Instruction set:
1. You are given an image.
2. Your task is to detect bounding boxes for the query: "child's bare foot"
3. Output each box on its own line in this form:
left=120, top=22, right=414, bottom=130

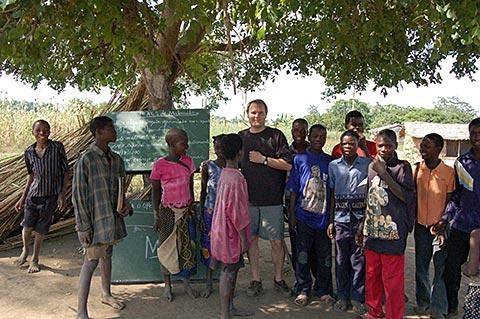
left=164, top=286, right=174, bottom=302
left=201, top=284, right=213, bottom=298
left=27, top=260, right=40, bottom=273
left=230, top=305, right=254, bottom=317
left=15, top=249, right=28, bottom=267
left=76, top=312, right=90, bottom=319
left=184, top=284, right=199, bottom=299
left=101, top=295, right=125, bottom=310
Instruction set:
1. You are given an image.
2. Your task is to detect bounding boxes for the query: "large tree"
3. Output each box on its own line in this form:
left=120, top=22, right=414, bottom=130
left=1, top=1, right=479, bottom=110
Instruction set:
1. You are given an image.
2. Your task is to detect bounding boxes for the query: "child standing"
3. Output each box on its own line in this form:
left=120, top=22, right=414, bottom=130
left=211, top=133, right=252, bottom=319
left=331, top=111, right=377, bottom=159
left=358, top=129, right=415, bottom=319
left=150, top=128, right=198, bottom=301
left=73, top=116, right=132, bottom=319
left=328, top=130, right=370, bottom=314
left=413, top=133, right=455, bottom=319
left=15, top=119, right=70, bottom=273
left=199, top=134, right=225, bottom=298
left=287, top=124, right=334, bottom=306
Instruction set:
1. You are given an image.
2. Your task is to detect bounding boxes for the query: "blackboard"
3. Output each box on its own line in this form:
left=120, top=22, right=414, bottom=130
left=107, top=109, right=210, bottom=172
left=112, top=200, right=212, bottom=284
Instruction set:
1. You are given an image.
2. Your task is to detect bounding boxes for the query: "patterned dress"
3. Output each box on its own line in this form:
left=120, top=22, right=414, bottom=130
left=200, top=160, right=223, bottom=268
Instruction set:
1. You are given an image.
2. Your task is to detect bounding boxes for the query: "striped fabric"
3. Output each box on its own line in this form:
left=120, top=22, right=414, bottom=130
left=24, top=140, right=69, bottom=198
left=72, top=144, right=127, bottom=245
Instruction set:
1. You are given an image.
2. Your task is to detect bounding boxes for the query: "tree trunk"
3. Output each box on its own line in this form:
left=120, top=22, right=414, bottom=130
left=142, top=68, right=175, bottom=110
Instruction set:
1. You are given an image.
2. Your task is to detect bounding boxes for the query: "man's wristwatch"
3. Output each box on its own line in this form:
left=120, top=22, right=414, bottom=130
left=263, top=156, right=268, bottom=165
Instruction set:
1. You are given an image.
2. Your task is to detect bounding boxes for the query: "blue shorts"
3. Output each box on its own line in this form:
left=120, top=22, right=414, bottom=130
left=21, top=195, right=57, bottom=235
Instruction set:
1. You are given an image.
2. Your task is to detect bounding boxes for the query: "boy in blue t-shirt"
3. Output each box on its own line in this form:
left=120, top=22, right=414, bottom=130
left=287, top=124, right=334, bottom=306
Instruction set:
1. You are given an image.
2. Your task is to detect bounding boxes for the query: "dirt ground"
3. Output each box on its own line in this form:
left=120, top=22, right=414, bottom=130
left=0, top=233, right=469, bottom=319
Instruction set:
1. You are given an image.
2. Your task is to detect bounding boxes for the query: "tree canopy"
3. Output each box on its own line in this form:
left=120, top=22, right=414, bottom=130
left=1, top=1, right=479, bottom=109
left=306, top=96, right=478, bottom=131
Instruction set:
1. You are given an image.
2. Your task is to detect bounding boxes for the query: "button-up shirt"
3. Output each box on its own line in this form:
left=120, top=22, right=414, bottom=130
left=328, top=156, right=371, bottom=223
left=24, top=140, right=69, bottom=198
left=416, top=160, right=455, bottom=227
left=72, top=144, right=127, bottom=245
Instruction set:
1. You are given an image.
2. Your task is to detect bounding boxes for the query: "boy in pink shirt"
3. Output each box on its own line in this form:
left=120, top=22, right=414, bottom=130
left=211, top=133, right=252, bottom=319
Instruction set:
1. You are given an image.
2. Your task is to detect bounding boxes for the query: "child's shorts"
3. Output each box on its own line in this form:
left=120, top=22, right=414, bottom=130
left=84, top=244, right=113, bottom=261
left=21, top=195, right=58, bottom=235
left=249, top=205, right=284, bottom=240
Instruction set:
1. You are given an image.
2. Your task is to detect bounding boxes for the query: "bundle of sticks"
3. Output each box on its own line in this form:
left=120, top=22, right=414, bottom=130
left=0, top=81, right=149, bottom=251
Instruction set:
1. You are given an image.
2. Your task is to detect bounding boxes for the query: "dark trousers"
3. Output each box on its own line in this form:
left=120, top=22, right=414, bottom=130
left=335, top=221, right=365, bottom=302
left=444, top=227, right=470, bottom=313
left=414, top=223, right=447, bottom=315
left=295, top=221, right=332, bottom=296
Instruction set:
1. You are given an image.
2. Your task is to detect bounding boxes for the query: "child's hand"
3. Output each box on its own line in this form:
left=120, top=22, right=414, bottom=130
left=430, top=220, right=446, bottom=235
left=153, top=212, right=161, bottom=233
left=77, top=231, right=92, bottom=246
left=355, top=232, right=364, bottom=247
left=436, top=235, right=446, bottom=248
left=240, top=237, right=249, bottom=254
left=15, top=198, right=25, bottom=212
left=327, top=223, right=335, bottom=239
left=372, top=155, right=387, bottom=175
left=119, top=201, right=133, bottom=217
left=57, top=194, right=65, bottom=212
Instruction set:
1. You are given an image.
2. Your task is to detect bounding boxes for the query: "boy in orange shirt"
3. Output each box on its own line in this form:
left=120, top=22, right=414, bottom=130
left=414, top=133, right=455, bottom=319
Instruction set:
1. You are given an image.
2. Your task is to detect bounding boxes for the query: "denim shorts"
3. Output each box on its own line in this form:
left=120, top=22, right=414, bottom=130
left=249, top=205, right=285, bottom=241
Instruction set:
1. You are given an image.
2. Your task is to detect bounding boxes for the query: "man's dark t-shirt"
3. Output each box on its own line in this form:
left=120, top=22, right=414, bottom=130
left=239, top=127, right=292, bottom=206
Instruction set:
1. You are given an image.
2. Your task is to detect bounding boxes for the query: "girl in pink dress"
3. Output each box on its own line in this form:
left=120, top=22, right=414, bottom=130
left=150, top=128, right=198, bottom=301
left=211, top=133, right=252, bottom=319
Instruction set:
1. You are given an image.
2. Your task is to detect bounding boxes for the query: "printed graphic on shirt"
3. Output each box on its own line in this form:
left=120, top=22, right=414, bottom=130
left=455, top=160, right=474, bottom=192
left=363, top=176, right=399, bottom=240
left=301, top=165, right=327, bottom=213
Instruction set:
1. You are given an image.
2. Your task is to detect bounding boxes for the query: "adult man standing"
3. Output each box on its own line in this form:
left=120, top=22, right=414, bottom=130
left=239, top=99, right=293, bottom=297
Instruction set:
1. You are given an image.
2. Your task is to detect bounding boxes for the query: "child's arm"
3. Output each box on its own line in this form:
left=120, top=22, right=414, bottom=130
left=198, top=162, right=208, bottom=229
left=57, top=170, right=71, bottom=212
left=327, top=189, right=335, bottom=239
left=372, top=156, right=407, bottom=203
left=151, top=179, right=163, bottom=232
left=239, top=227, right=249, bottom=254
left=15, top=174, right=34, bottom=212
left=288, top=191, right=297, bottom=229
left=72, top=158, right=92, bottom=246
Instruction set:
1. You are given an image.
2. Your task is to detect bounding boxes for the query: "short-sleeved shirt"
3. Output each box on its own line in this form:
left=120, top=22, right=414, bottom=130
left=416, top=160, right=455, bottom=226
left=363, top=156, right=415, bottom=255
left=445, top=149, right=480, bottom=233
left=72, top=145, right=127, bottom=245
left=211, top=168, right=252, bottom=264
left=150, top=155, right=196, bottom=208
left=24, top=140, right=69, bottom=198
left=331, top=140, right=377, bottom=159
left=239, top=127, right=292, bottom=206
left=288, top=151, right=332, bottom=230
left=328, top=156, right=371, bottom=223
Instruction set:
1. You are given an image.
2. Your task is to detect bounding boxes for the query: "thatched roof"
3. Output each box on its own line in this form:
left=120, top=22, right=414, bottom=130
left=404, top=122, right=469, bottom=140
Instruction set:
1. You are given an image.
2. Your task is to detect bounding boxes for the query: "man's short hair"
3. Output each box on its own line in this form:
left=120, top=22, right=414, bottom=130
left=292, top=118, right=308, bottom=128
left=424, top=133, right=444, bottom=149
left=469, top=117, right=480, bottom=131
left=32, top=119, right=50, bottom=130
left=377, top=129, right=397, bottom=145
left=309, top=124, right=327, bottom=135
left=340, top=130, right=360, bottom=142
left=221, top=133, right=243, bottom=160
left=89, top=116, right=113, bottom=136
left=246, top=99, right=268, bottom=114
left=345, top=110, right=364, bottom=126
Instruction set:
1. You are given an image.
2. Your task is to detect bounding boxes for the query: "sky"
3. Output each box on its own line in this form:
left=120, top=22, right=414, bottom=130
left=1, top=59, right=479, bottom=120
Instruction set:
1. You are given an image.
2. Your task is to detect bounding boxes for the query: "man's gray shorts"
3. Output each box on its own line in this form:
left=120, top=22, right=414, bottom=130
left=249, top=205, right=284, bottom=241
